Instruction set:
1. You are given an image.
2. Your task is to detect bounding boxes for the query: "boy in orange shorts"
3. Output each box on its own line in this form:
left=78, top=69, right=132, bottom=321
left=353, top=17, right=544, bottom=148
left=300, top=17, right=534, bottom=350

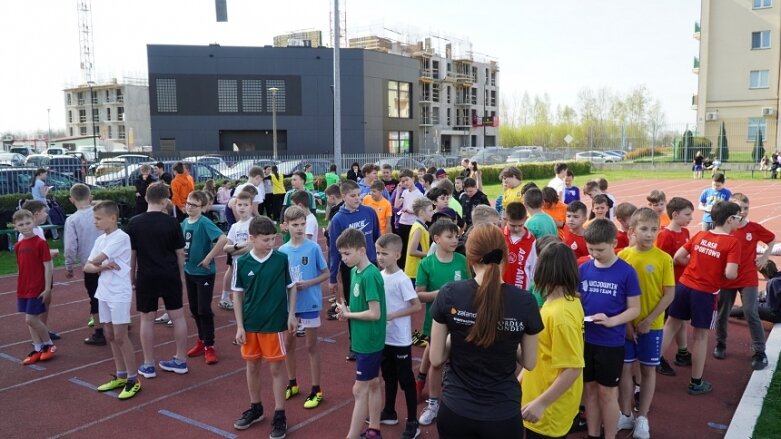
left=232, top=216, right=297, bottom=438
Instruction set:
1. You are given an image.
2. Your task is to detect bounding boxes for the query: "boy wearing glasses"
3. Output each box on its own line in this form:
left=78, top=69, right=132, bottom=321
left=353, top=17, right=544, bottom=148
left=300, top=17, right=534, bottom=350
left=661, top=201, right=742, bottom=395
left=713, top=194, right=776, bottom=370
left=181, top=190, right=228, bottom=366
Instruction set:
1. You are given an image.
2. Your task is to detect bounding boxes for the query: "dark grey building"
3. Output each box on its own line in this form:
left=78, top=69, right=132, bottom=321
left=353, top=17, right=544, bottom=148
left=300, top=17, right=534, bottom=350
left=147, top=44, right=419, bottom=154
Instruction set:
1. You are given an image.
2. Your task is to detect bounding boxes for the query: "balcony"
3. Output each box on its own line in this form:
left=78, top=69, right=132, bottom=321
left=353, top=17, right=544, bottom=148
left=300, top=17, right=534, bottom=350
left=419, top=94, right=432, bottom=104
left=419, top=116, right=433, bottom=127
left=456, top=73, right=473, bottom=85
left=692, top=56, right=700, bottom=74
left=454, top=116, right=472, bottom=127
left=694, top=21, right=700, bottom=40
left=419, top=68, right=433, bottom=83
left=455, top=97, right=471, bottom=106
left=691, top=94, right=698, bottom=110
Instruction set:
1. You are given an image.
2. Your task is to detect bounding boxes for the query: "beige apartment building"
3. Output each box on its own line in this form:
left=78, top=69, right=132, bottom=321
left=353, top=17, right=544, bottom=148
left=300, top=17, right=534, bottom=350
left=695, top=0, right=781, bottom=153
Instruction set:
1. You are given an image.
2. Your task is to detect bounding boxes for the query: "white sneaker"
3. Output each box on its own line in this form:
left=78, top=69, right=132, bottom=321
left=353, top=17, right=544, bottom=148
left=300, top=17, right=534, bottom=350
left=418, top=399, right=439, bottom=426
left=154, top=313, right=170, bottom=324
left=633, top=416, right=650, bottom=439
left=618, top=412, right=635, bottom=431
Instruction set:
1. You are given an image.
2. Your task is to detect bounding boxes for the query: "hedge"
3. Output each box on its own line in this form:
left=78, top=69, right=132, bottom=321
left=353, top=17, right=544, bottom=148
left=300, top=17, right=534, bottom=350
left=443, top=161, right=592, bottom=185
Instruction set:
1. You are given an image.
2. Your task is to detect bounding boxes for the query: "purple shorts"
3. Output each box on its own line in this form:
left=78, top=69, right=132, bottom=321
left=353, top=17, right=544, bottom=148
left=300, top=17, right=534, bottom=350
left=668, top=283, right=717, bottom=329
left=624, top=329, right=663, bottom=366
left=17, top=298, right=46, bottom=315
left=355, top=350, right=383, bottom=381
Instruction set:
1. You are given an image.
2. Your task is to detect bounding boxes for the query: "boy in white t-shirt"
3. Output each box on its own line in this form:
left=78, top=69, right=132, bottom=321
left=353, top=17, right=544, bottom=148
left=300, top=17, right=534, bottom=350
left=376, top=233, right=422, bottom=439
left=291, top=190, right=319, bottom=241
left=220, top=191, right=253, bottom=310
left=84, top=201, right=139, bottom=400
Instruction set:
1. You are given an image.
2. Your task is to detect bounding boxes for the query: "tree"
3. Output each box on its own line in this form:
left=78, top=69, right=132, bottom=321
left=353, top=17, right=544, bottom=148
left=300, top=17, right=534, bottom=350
left=753, top=128, right=766, bottom=163
left=717, top=121, right=730, bottom=162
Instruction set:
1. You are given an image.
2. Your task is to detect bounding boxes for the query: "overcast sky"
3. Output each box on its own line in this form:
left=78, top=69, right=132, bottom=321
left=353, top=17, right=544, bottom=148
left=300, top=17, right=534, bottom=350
left=0, top=0, right=700, bottom=133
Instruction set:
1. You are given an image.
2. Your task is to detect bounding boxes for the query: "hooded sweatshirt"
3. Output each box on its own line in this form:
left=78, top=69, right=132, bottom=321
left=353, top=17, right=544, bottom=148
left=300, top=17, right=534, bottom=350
left=328, top=204, right=381, bottom=283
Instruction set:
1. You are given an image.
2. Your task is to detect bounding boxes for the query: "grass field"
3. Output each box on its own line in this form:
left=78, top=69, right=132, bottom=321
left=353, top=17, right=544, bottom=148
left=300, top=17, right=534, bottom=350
left=752, top=349, right=781, bottom=438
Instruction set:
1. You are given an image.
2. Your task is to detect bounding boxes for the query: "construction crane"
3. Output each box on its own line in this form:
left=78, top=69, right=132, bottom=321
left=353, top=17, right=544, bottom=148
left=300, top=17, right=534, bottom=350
left=76, top=0, right=95, bottom=83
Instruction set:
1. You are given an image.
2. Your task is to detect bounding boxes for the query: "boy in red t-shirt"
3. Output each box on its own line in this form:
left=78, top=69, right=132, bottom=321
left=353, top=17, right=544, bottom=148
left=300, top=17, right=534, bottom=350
left=655, top=197, right=695, bottom=375
left=502, top=202, right=537, bottom=290
left=14, top=209, right=56, bottom=365
left=614, top=202, right=637, bottom=253
left=661, top=201, right=742, bottom=395
left=714, top=193, right=776, bottom=370
left=563, top=201, right=589, bottom=260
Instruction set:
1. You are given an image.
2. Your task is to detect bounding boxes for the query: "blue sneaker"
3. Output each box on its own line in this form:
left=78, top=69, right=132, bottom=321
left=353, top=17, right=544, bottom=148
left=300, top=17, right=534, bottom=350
left=138, top=364, right=157, bottom=379
left=159, top=358, right=188, bottom=374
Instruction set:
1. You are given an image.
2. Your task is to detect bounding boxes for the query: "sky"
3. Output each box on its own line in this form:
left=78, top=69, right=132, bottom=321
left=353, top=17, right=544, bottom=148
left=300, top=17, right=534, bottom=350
left=0, top=0, right=701, bottom=134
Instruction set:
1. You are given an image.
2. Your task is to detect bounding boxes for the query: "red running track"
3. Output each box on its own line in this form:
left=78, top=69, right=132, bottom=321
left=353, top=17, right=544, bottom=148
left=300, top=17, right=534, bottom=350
left=0, top=178, right=779, bottom=438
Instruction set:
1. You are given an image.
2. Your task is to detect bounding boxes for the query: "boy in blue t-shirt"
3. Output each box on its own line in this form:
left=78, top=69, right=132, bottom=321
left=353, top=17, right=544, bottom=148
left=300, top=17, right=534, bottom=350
left=578, top=219, right=641, bottom=439
left=279, top=206, right=329, bottom=410
left=697, top=172, right=731, bottom=231
left=181, top=190, right=228, bottom=366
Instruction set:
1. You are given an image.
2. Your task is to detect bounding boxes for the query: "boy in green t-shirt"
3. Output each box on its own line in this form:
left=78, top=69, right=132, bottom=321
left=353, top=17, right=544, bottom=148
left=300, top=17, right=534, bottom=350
left=334, top=228, right=386, bottom=439
left=415, top=219, right=471, bottom=427
left=325, top=164, right=340, bottom=187
left=231, top=216, right=297, bottom=439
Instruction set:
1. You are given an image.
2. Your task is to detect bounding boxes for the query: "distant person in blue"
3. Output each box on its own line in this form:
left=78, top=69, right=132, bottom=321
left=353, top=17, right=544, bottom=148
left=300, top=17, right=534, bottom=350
left=563, top=169, right=580, bottom=204
left=697, top=172, right=731, bottom=231
left=578, top=219, right=641, bottom=439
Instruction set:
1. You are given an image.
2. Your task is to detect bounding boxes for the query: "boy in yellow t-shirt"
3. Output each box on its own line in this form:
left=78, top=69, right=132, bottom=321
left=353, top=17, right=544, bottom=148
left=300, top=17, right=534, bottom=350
left=363, top=180, right=393, bottom=235
left=616, top=208, right=675, bottom=439
left=500, top=166, right=524, bottom=207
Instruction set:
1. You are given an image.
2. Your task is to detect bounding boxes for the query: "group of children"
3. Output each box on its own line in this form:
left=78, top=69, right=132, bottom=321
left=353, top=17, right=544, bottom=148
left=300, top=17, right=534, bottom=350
left=12, top=160, right=776, bottom=439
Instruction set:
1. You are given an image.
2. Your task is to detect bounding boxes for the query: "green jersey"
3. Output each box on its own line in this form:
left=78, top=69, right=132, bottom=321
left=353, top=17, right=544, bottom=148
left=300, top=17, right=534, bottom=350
left=305, top=172, right=315, bottom=191
left=417, top=251, right=471, bottom=336
left=325, top=172, right=340, bottom=187
left=182, top=215, right=225, bottom=275
left=232, top=250, right=293, bottom=333
left=349, top=263, right=386, bottom=354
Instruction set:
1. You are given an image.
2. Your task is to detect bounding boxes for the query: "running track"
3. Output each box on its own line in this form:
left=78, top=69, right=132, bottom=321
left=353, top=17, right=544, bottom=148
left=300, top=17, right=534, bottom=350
left=0, top=178, right=778, bottom=439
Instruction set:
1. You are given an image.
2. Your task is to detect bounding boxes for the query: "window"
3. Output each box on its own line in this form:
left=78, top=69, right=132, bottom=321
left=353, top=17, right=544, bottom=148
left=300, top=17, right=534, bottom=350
left=754, top=0, right=772, bottom=8
left=748, top=118, right=767, bottom=141
left=106, top=108, right=111, bottom=121
left=752, top=31, right=771, bottom=49
left=79, top=109, right=86, bottom=123
left=77, top=92, right=84, bottom=105
left=432, top=107, right=440, bottom=124
left=68, top=111, right=72, bottom=123
left=118, top=125, right=126, bottom=139
left=432, top=61, right=440, bottom=79
left=750, top=70, right=769, bottom=88
left=491, top=72, right=496, bottom=86
left=490, top=90, right=497, bottom=107
left=69, top=127, right=73, bottom=136
left=156, top=78, right=178, bottom=112
left=432, top=83, right=440, bottom=102
left=93, top=125, right=99, bottom=135
left=105, top=89, right=111, bottom=101
left=471, top=88, right=477, bottom=104
left=266, top=79, right=287, bottom=112
left=79, top=126, right=87, bottom=136
left=116, top=89, right=124, bottom=103
left=108, top=126, right=112, bottom=139
left=92, top=108, right=99, bottom=123
left=446, top=86, right=451, bottom=104
left=91, top=90, right=98, bottom=105
left=446, top=108, right=451, bottom=126
left=387, top=81, right=410, bottom=118
left=387, top=131, right=411, bottom=154
left=218, top=79, right=238, bottom=112
left=242, top=80, right=263, bottom=112
left=118, top=107, right=125, bottom=121
left=66, top=94, right=72, bottom=105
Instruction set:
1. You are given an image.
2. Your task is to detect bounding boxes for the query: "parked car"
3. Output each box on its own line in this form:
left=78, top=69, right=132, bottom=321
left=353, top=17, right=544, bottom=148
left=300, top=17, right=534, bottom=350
left=375, top=157, right=425, bottom=171
left=9, top=146, right=34, bottom=157
left=505, top=149, right=546, bottom=164
left=43, top=147, right=66, bottom=156
left=96, top=160, right=229, bottom=187
left=93, top=154, right=154, bottom=177
left=25, top=154, right=50, bottom=168
left=0, top=152, right=27, bottom=167
left=47, top=155, right=84, bottom=181
left=470, top=148, right=514, bottom=165
left=225, top=159, right=279, bottom=180
left=276, top=159, right=332, bottom=177
left=604, top=150, right=627, bottom=159
left=574, top=151, right=617, bottom=163
left=183, top=155, right=232, bottom=173
left=0, top=168, right=92, bottom=195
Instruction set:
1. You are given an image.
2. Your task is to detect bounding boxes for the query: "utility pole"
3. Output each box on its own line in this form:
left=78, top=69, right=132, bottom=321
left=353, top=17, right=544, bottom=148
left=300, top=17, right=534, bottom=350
left=332, top=0, right=342, bottom=171
left=47, top=108, right=51, bottom=147
left=269, top=87, right=279, bottom=160
left=87, top=81, right=97, bottom=160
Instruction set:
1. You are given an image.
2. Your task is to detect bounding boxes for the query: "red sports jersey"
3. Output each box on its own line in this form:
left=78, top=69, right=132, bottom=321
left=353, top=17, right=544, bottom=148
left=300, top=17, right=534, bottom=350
left=502, top=226, right=537, bottom=290
left=726, top=222, right=775, bottom=288
left=563, top=228, right=589, bottom=260
left=679, top=231, right=741, bottom=293
left=656, top=227, right=690, bottom=281
left=15, top=236, right=51, bottom=299
left=616, top=229, right=629, bottom=253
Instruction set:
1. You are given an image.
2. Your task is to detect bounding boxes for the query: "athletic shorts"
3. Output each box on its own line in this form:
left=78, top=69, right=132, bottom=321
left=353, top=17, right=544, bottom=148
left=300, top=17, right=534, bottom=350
left=84, top=272, right=99, bottom=315
left=98, top=299, right=132, bottom=325
left=583, top=341, right=624, bottom=387
left=624, top=329, right=663, bottom=366
left=355, top=350, right=383, bottom=381
left=296, top=311, right=321, bottom=329
left=694, top=165, right=703, bottom=171
left=668, top=283, right=717, bottom=329
left=135, top=276, right=184, bottom=313
left=241, top=332, right=286, bottom=362
left=17, top=298, right=46, bottom=315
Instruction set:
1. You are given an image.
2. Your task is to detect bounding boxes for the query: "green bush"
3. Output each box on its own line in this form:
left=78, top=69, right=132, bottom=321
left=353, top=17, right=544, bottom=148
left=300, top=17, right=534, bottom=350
left=1, top=187, right=138, bottom=214
left=445, top=161, right=591, bottom=185
left=625, top=147, right=672, bottom=160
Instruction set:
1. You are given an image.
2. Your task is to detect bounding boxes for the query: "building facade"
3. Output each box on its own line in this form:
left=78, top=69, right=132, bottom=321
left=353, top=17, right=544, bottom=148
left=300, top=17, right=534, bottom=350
left=147, top=44, right=420, bottom=155
left=695, top=0, right=781, bottom=151
left=63, top=79, right=151, bottom=150
left=273, top=30, right=323, bottom=48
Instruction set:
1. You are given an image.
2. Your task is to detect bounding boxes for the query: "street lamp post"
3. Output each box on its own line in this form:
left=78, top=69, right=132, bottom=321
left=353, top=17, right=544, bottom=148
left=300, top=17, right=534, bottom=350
left=46, top=108, right=51, bottom=148
left=87, top=81, right=97, bottom=161
left=268, top=87, right=279, bottom=160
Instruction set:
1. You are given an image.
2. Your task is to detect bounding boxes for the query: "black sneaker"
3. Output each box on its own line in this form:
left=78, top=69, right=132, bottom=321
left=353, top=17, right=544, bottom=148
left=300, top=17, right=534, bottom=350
left=346, top=350, right=356, bottom=361
left=401, top=420, right=420, bottom=439
left=674, top=350, right=692, bottom=366
left=84, top=333, right=107, bottom=346
left=270, top=413, right=287, bottom=439
left=48, top=331, right=61, bottom=340
left=234, top=406, right=264, bottom=430
left=656, top=356, right=676, bottom=376
left=712, top=344, right=726, bottom=360
left=752, top=352, right=769, bottom=370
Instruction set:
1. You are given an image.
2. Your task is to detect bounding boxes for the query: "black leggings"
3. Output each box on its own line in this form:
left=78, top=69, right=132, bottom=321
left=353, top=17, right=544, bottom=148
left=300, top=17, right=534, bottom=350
left=185, top=273, right=216, bottom=346
left=437, top=401, right=525, bottom=439
left=271, top=194, right=285, bottom=221
left=397, top=223, right=412, bottom=270
left=381, top=344, right=417, bottom=421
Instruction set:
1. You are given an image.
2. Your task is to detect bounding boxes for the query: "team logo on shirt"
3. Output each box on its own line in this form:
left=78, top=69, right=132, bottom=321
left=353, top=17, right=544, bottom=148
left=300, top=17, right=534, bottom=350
left=301, top=256, right=309, bottom=266
left=571, top=241, right=578, bottom=250
left=353, top=283, right=360, bottom=297
left=581, top=280, right=589, bottom=293
left=746, top=233, right=753, bottom=242
left=508, top=252, right=517, bottom=264
left=248, top=270, right=255, bottom=277
left=454, top=271, right=462, bottom=280
left=645, top=264, right=655, bottom=273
